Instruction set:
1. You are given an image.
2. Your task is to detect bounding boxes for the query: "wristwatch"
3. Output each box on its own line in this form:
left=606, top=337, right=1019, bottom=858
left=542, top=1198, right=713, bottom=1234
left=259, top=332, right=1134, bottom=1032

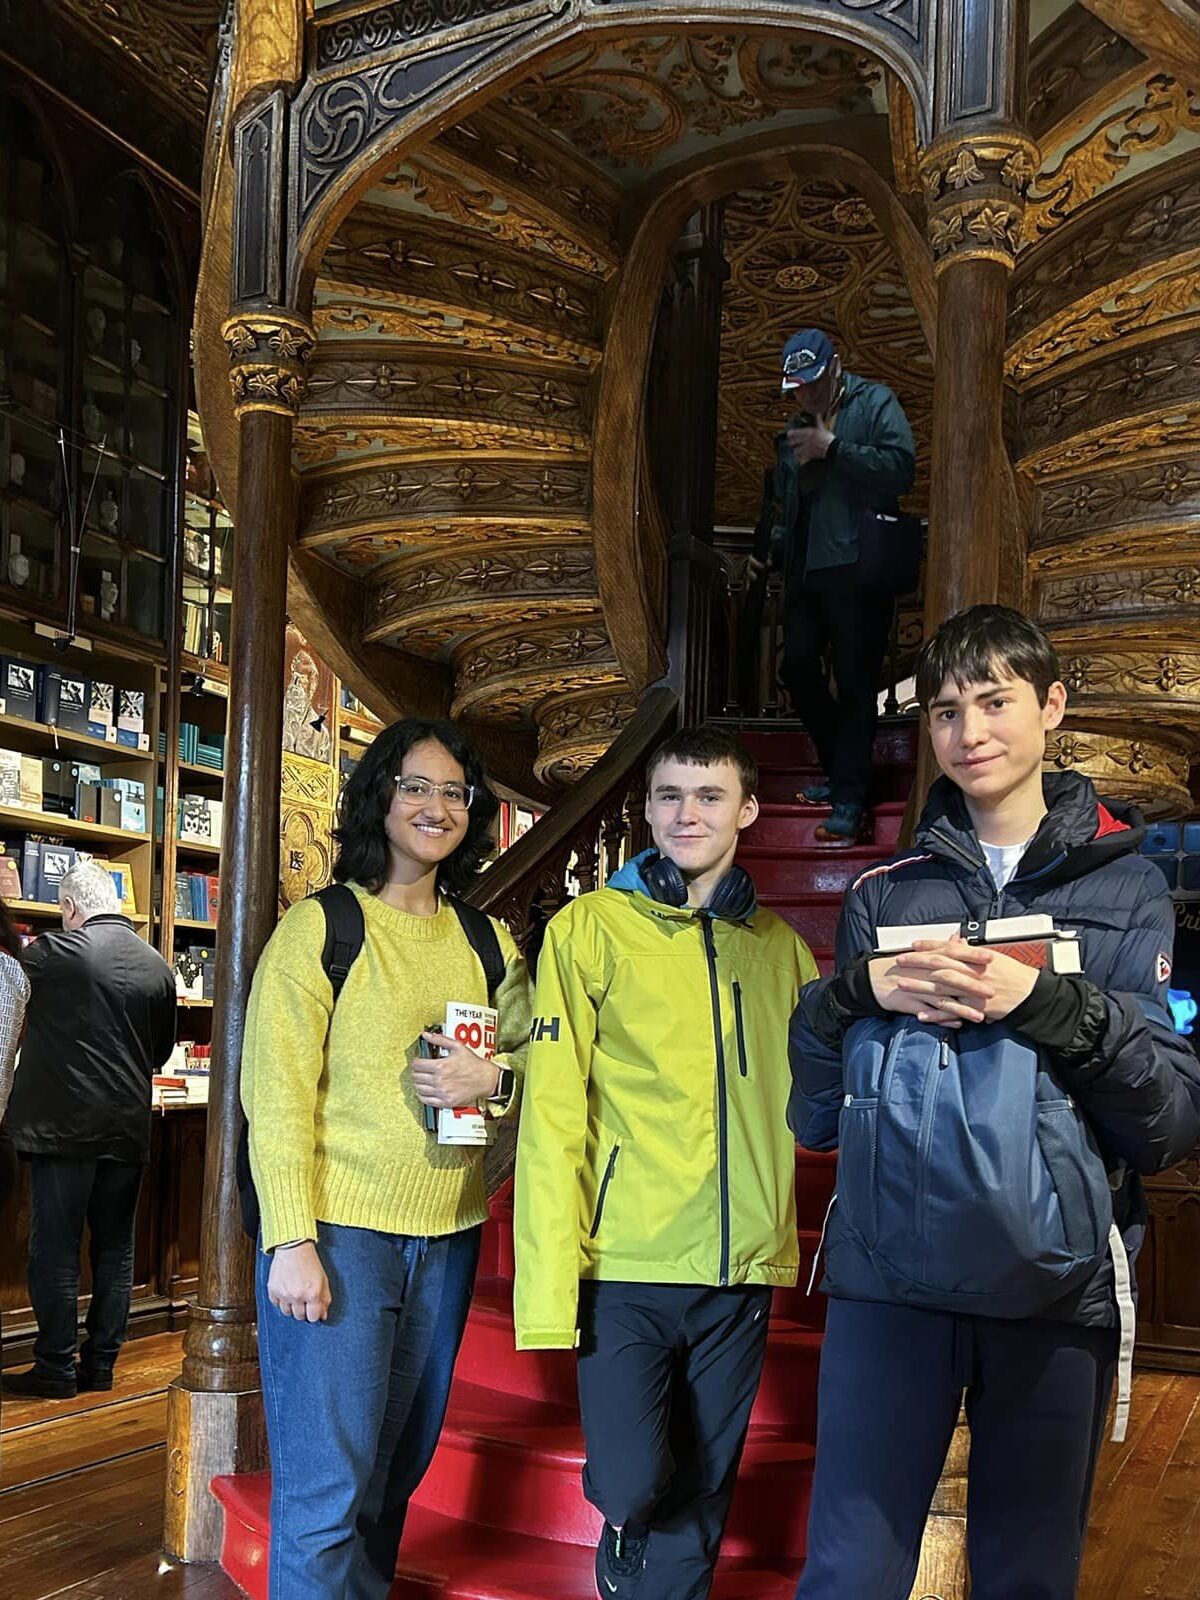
left=487, top=1065, right=516, bottom=1114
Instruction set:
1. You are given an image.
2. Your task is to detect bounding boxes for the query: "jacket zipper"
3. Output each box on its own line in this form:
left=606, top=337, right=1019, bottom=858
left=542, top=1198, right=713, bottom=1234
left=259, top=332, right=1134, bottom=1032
left=589, top=1144, right=620, bottom=1238
left=700, top=913, right=731, bottom=1286
left=732, top=980, right=749, bottom=1077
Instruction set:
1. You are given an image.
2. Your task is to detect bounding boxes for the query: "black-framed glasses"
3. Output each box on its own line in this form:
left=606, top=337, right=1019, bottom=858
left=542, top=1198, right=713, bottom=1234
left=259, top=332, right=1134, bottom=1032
left=393, top=776, right=475, bottom=811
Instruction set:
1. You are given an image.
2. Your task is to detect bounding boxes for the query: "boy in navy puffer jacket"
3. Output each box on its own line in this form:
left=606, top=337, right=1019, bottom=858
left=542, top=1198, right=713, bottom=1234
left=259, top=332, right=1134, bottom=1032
left=789, top=605, right=1200, bottom=1600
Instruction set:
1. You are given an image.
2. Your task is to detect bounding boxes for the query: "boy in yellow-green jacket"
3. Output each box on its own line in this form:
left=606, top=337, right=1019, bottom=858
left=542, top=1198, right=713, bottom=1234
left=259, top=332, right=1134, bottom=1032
left=514, top=726, right=818, bottom=1600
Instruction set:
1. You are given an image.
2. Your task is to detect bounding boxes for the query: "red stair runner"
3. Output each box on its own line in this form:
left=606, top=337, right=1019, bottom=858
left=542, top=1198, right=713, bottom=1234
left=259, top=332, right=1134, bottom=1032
left=212, top=723, right=916, bottom=1597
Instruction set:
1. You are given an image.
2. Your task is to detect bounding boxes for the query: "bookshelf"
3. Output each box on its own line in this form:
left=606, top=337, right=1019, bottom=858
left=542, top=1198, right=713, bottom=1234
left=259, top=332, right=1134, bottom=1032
left=0, top=616, right=158, bottom=933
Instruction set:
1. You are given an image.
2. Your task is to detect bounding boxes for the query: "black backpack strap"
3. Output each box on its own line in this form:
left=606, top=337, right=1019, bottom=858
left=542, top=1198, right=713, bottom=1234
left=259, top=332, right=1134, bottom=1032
left=448, top=896, right=506, bottom=1003
left=312, top=882, right=366, bottom=1001
left=237, top=883, right=365, bottom=1243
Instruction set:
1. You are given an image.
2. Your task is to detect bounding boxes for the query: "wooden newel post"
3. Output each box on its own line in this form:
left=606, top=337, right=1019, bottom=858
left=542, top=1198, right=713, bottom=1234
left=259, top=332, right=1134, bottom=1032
left=164, top=311, right=314, bottom=1563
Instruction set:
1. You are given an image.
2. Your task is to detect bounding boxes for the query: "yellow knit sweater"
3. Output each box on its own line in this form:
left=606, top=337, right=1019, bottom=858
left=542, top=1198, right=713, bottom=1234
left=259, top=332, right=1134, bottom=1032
left=241, top=883, right=532, bottom=1251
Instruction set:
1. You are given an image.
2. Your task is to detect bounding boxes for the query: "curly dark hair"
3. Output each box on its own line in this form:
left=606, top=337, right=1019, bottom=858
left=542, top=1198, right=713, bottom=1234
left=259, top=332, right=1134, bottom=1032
left=0, top=897, right=22, bottom=962
left=332, top=718, right=499, bottom=897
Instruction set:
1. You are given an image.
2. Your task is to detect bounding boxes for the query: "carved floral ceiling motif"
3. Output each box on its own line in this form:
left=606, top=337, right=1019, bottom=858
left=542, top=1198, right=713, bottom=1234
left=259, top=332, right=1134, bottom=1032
left=715, top=176, right=931, bottom=527
left=501, top=34, right=886, bottom=181
left=46, top=0, right=219, bottom=119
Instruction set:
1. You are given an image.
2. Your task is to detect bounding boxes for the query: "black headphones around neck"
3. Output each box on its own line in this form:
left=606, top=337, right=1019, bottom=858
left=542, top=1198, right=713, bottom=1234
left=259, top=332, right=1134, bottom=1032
left=640, top=852, right=756, bottom=921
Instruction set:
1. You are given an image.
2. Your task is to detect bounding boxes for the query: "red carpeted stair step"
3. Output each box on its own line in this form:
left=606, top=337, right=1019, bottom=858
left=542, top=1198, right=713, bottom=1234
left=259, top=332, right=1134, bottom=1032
left=745, top=800, right=905, bottom=853
left=456, top=1280, right=823, bottom=1417
left=212, top=1478, right=807, bottom=1600
left=741, top=844, right=881, bottom=898
left=411, top=1381, right=815, bottom=1555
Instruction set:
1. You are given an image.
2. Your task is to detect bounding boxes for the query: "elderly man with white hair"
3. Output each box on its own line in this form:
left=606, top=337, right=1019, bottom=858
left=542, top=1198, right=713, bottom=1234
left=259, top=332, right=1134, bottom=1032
left=2, top=858, right=175, bottom=1399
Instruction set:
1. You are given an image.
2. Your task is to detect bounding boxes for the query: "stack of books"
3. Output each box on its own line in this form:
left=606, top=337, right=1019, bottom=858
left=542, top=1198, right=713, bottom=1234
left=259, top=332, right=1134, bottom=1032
left=173, top=869, right=219, bottom=924
left=178, top=792, right=223, bottom=844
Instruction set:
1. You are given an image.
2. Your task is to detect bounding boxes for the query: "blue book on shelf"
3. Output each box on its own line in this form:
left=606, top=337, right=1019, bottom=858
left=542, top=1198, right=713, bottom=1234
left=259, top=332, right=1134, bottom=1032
left=189, top=873, right=208, bottom=922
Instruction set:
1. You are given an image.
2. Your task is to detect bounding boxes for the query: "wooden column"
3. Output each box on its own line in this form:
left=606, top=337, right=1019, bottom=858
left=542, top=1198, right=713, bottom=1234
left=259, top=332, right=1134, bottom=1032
left=164, top=311, right=314, bottom=1563
left=650, top=205, right=729, bottom=724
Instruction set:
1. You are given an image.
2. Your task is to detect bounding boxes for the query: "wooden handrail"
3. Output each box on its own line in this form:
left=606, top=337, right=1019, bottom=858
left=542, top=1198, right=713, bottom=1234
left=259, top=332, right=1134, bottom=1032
left=469, top=683, right=678, bottom=1191
left=469, top=684, right=678, bottom=929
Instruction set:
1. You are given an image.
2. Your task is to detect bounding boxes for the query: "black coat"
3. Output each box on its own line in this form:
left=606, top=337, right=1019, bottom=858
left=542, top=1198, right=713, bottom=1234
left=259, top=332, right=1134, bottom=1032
left=789, top=771, right=1200, bottom=1328
left=7, top=914, right=176, bottom=1163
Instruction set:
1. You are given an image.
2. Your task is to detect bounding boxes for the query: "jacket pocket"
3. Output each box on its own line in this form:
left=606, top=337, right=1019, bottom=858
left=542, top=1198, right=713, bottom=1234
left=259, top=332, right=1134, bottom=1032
left=1035, top=1098, right=1110, bottom=1261
left=836, top=1095, right=879, bottom=1250
left=732, top=981, right=749, bottom=1077
left=589, top=1143, right=621, bottom=1238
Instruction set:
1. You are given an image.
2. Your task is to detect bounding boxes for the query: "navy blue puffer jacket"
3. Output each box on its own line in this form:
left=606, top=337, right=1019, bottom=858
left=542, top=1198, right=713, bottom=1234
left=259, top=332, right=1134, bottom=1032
left=789, top=771, right=1200, bottom=1328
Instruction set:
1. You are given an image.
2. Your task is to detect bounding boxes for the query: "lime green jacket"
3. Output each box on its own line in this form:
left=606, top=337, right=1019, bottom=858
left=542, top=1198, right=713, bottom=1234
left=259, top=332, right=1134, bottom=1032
left=513, top=866, right=819, bottom=1350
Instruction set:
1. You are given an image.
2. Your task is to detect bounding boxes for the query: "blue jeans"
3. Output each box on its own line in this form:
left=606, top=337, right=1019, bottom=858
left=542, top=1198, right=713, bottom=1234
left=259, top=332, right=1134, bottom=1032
left=256, top=1221, right=480, bottom=1600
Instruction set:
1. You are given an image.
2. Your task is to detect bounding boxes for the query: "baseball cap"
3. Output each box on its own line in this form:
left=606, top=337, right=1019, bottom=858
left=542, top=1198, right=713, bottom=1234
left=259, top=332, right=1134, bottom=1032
left=781, top=329, right=836, bottom=391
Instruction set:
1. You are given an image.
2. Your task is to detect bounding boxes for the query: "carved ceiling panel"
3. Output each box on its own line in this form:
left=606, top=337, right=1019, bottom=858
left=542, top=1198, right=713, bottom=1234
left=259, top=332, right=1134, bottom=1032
left=715, top=175, right=931, bottom=528
left=46, top=0, right=218, bottom=119
left=301, top=458, right=592, bottom=547
left=1027, top=7, right=1145, bottom=144
left=322, top=210, right=606, bottom=349
left=1024, top=74, right=1200, bottom=244
left=500, top=34, right=886, bottom=182
left=303, top=346, right=593, bottom=452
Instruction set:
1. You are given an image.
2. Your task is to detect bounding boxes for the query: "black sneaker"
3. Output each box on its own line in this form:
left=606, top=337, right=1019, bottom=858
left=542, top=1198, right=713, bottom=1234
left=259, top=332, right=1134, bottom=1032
left=77, top=1367, right=114, bottom=1392
left=1, top=1366, right=77, bottom=1399
left=595, top=1522, right=647, bottom=1598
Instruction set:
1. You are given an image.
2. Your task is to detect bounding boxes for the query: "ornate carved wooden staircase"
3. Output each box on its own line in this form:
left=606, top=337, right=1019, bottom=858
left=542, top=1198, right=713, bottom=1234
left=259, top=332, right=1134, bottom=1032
left=210, top=722, right=917, bottom=1597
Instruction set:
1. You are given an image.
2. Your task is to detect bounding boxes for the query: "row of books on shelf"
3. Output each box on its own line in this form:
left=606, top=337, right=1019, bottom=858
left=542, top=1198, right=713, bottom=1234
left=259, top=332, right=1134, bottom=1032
left=0, top=836, right=136, bottom=910
left=0, top=754, right=147, bottom=830
left=154, top=1042, right=211, bottom=1108
left=158, top=723, right=225, bottom=769
left=174, top=870, right=219, bottom=925
left=1, top=656, right=148, bottom=748
left=174, top=942, right=216, bottom=1001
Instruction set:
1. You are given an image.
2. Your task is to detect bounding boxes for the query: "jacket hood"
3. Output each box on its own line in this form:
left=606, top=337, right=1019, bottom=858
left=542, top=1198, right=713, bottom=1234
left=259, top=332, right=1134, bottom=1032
left=606, top=849, right=758, bottom=921
left=915, top=769, right=1145, bottom=888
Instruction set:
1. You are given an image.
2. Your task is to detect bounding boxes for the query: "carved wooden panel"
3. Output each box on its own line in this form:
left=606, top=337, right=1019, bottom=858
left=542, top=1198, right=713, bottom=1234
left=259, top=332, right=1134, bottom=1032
left=280, top=750, right=337, bottom=910
left=451, top=614, right=620, bottom=720
left=1044, top=726, right=1193, bottom=818
left=312, top=296, right=600, bottom=371
left=1017, top=328, right=1200, bottom=460
left=1010, top=154, right=1200, bottom=342
left=304, top=346, right=593, bottom=446
left=533, top=687, right=638, bottom=784
left=1033, top=458, right=1200, bottom=550
left=301, top=459, right=591, bottom=548
left=322, top=209, right=605, bottom=348
left=367, top=539, right=598, bottom=646
left=1027, top=7, right=1145, bottom=144
left=47, top=0, right=217, bottom=118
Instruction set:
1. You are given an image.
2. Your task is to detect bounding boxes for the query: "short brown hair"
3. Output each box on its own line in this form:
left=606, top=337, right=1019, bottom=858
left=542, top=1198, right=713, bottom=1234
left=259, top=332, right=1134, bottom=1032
left=916, top=605, right=1061, bottom=711
left=646, top=726, right=757, bottom=799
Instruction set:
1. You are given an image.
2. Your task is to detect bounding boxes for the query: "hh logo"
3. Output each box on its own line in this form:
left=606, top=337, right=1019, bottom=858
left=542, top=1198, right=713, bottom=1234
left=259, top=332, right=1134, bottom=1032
left=530, top=1016, right=561, bottom=1043
left=1156, top=952, right=1172, bottom=985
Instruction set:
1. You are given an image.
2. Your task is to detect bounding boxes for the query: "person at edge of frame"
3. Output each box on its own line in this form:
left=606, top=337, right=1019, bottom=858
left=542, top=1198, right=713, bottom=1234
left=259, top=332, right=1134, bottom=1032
left=789, top=604, right=1200, bottom=1600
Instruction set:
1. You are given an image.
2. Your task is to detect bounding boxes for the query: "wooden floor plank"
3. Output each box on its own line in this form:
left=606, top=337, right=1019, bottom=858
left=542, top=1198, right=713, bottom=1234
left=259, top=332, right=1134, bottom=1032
left=1, top=1391, right=167, bottom=1490
left=1, top=1333, right=184, bottom=1438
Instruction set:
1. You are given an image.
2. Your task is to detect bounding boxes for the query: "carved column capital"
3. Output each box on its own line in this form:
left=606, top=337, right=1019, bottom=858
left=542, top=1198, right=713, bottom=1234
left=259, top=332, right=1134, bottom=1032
left=919, top=128, right=1039, bottom=274
left=222, top=311, right=316, bottom=418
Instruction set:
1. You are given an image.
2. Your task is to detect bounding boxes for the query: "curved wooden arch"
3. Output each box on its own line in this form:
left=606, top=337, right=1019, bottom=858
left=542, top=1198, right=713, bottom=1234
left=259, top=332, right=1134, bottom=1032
left=288, top=8, right=931, bottom=307
left=0, top=82, right=80, bottom=243
left=591, top=124, right=937, bottom=691
left=87, top=166, right=191, bottom=316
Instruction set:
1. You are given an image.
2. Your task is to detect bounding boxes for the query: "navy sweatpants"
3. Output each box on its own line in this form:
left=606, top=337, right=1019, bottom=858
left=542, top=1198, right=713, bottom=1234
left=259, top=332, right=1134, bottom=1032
left=577, top=1280, right=772, bottom=1600
left=796, top=1298, right=1118, bottom=1600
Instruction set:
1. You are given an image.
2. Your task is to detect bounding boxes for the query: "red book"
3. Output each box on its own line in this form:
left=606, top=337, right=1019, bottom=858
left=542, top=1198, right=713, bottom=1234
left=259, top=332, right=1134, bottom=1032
left=206, top=875, right=220, bottom=923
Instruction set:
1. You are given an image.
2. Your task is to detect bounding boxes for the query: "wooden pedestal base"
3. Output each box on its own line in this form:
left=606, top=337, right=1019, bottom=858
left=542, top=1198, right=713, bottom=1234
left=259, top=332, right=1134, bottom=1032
left=163, top=1378, right=266, bottom=1563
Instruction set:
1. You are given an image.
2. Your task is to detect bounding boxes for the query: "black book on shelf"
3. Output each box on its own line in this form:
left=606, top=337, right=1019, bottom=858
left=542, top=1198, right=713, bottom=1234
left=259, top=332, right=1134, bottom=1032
left=43, top=668, right=92, bottom=735
left=2, top=657, right=42, bottom=722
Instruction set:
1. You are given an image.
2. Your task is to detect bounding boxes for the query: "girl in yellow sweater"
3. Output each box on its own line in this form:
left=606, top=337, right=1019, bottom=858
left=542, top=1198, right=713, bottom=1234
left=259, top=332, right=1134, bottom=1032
left=241, top=719, right=531, bottom=1599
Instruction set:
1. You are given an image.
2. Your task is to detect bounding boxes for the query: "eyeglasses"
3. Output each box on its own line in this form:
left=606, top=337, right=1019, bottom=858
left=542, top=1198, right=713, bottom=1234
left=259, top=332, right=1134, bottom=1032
left=393, top=776, right=475, bottom=811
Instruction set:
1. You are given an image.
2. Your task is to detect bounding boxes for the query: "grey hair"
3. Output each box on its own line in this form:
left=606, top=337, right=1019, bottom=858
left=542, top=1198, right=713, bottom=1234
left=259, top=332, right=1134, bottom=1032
left=59, top=858, right=121, bottom=918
